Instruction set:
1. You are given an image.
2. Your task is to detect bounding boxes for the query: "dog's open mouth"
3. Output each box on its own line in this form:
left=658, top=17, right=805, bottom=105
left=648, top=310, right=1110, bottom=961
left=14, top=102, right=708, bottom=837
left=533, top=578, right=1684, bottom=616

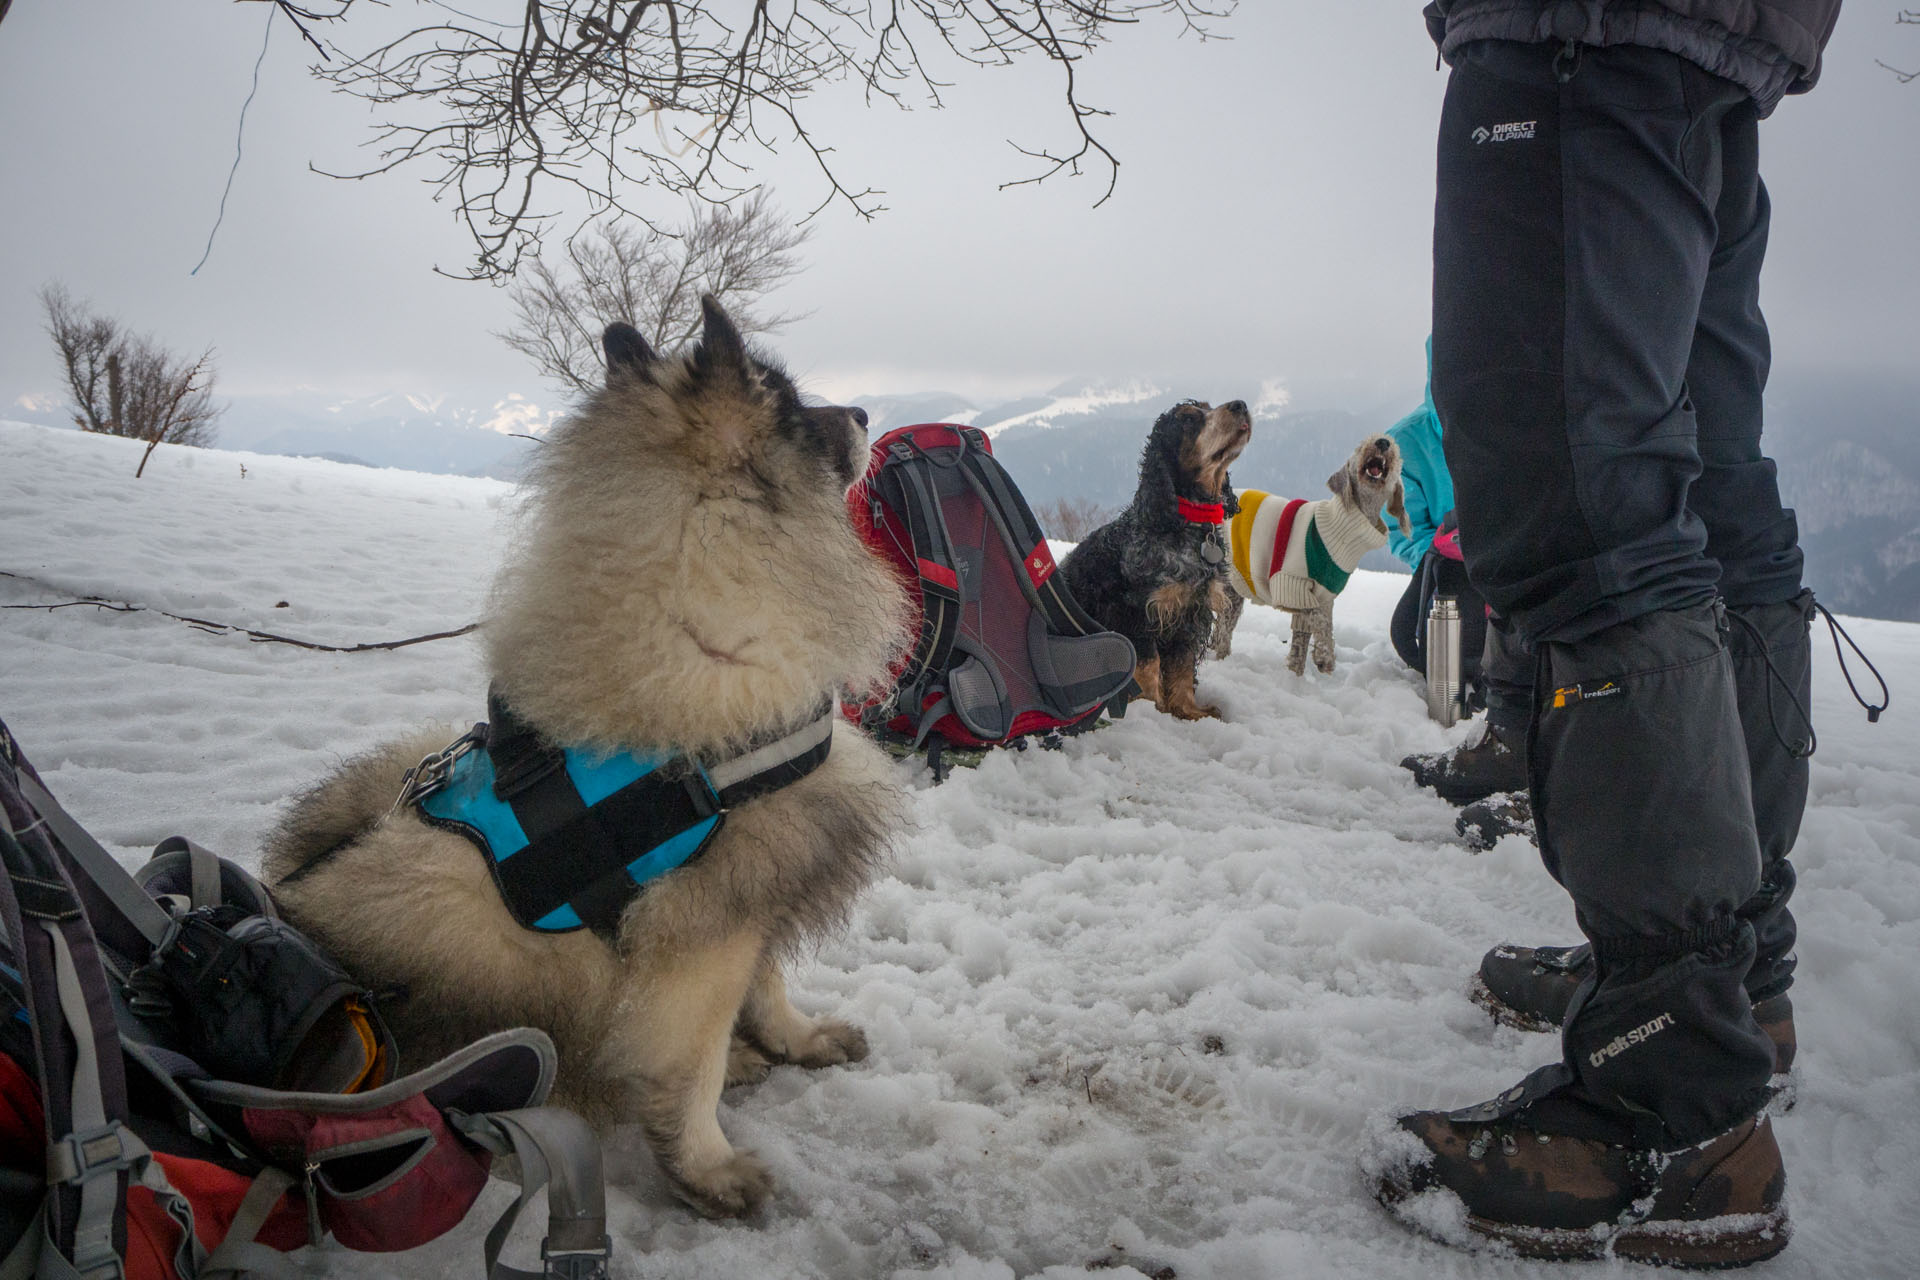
left=1363, top=456, right=1389, bottom=481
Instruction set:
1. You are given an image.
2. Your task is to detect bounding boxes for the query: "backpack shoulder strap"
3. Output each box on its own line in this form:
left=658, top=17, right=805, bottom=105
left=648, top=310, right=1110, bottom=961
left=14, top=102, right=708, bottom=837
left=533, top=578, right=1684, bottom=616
left=873, top=436, right=965, bottom=719
left=0, top=723, right=139, bottom=1280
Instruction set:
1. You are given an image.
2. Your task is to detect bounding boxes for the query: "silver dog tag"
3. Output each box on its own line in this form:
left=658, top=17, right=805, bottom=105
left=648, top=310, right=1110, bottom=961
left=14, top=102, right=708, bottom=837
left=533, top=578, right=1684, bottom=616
left=1201, top=537, right=1224, bottom=565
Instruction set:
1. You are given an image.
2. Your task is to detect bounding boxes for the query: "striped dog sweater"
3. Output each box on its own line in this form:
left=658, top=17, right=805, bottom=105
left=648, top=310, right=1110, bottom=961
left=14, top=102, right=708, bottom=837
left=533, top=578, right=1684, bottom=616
left=1226, top=490, right=1388, bottom=612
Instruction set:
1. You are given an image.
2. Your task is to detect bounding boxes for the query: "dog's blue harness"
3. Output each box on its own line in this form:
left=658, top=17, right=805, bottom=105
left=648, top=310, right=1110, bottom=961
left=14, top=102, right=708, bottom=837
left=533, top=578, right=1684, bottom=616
left=400, top=690, right=835, bottom=938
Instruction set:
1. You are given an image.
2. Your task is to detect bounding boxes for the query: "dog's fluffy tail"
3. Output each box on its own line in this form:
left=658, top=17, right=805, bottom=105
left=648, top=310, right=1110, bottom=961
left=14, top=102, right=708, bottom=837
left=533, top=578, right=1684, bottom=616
left=263, top=730, right=449, bottom=885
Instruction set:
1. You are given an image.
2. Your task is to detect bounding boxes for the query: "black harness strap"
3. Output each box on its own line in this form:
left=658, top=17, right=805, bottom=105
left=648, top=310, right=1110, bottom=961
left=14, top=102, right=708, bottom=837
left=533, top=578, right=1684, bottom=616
left=427, top=694, right=835, bottom=939
left=474, top=698, right=723, bottom=937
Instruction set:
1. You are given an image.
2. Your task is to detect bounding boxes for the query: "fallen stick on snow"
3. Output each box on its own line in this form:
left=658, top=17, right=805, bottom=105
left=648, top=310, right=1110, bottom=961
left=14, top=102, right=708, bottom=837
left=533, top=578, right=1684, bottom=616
left=0, top=569, right=479, bottom=654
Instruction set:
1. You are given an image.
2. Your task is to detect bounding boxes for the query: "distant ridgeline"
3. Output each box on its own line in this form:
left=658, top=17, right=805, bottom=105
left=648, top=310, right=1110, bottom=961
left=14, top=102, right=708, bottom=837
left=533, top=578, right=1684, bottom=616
left=11, top=369, right=1912, bottom=619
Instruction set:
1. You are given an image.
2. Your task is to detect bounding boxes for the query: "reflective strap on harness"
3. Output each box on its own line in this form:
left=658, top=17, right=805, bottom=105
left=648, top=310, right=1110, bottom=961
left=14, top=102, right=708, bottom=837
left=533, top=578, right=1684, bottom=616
left=706, top=708, right=835, bottom=802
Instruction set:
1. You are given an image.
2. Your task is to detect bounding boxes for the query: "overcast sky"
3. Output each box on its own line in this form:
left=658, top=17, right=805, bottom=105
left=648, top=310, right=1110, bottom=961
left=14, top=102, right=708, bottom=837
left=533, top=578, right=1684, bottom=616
left=2, top=3, right=1916, bottom=418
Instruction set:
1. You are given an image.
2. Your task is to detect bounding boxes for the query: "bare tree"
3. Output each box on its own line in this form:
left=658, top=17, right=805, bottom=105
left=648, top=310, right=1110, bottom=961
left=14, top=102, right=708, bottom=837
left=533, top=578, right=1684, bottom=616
left=261, top=1, right=1234, bottom=280
left=500, top=193, right=810, bottom=394
left=40, top=285, right=222, bottom=474
left=1033, top=496, right=1113, bottom=543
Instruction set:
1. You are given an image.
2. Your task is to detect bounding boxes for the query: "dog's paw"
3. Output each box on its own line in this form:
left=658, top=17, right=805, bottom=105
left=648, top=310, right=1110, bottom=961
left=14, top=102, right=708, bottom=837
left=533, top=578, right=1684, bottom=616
left=1314, top=657, right=1335, bottom=675
left=671, top=1151, right=773, bottom=1218
left=726, top=1037, right=774, bottom=1088
left=1285, top=655, right=1307, bottom=676
left=787, top=1017, right=869, bottom=1069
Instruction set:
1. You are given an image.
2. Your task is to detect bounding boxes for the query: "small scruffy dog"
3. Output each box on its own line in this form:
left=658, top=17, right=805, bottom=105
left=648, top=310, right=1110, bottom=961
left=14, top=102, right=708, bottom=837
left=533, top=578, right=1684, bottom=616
left=263, top=298, right=909, bottom=1218
left=1060, top=399, right=1252, bottom=719
left=1220, top=434, right=1410, bottom=675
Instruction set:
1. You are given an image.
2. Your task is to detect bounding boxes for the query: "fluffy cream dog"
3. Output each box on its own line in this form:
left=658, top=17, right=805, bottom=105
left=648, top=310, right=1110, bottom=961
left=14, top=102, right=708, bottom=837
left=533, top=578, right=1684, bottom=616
left=263, top=298, right=908, bottom=1218
left=1219, top=435, right=1410, bottom=675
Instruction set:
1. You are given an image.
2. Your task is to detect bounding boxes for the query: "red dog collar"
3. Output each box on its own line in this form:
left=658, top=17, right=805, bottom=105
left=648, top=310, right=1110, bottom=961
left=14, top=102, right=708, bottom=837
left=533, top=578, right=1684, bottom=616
left=1177, top=498, right=1225, bottom=525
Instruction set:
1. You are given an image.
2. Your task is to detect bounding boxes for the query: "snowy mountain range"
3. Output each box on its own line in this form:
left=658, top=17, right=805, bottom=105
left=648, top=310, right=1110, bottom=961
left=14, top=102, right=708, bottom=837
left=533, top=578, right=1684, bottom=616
left=11, top=366, right=1916, bottom=619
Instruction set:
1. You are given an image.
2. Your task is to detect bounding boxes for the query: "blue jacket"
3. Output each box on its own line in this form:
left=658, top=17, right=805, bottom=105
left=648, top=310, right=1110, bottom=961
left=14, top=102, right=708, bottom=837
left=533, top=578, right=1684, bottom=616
left=1384, top=339, right=1452, bottom=571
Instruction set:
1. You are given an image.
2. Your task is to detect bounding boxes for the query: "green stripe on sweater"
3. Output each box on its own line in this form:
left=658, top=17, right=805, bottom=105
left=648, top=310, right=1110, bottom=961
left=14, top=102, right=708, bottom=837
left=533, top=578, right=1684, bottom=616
left=1303, top=519, right=1351, bottom=595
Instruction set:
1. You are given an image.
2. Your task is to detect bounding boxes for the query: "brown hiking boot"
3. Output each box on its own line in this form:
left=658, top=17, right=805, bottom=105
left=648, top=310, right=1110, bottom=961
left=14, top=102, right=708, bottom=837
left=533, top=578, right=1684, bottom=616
left=1469, top=945, right=1797, bottom=1095
left=1366, top=1107, right=1790, bottom=1266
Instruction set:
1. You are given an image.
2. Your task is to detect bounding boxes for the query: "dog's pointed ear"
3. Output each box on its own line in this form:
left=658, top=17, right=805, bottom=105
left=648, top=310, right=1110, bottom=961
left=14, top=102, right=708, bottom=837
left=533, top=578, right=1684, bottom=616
left=695, top=293, right=750, bottom=380
left=1388, top=479, right=1412, bottom=538
left=602, top=322, right=655, bottom=384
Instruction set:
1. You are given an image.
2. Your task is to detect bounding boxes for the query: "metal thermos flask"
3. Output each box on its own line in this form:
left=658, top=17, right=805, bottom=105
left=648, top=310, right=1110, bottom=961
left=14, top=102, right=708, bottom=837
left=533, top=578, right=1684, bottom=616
left=1427, top=594, right=1462, bottom=726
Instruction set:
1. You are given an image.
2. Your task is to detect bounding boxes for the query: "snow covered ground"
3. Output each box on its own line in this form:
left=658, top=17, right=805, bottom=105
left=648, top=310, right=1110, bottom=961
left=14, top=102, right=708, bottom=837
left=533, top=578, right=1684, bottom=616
left=2, top=420, right=1915, bottom=1280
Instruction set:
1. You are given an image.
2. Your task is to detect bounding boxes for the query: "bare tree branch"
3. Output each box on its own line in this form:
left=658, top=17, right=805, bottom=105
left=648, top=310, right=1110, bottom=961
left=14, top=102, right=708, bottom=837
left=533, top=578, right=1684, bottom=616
left=1883, top=8, right=1920, bottom=80
left=269, top=1, right=1235, bottom=280
left=498, top=191, right=812, bottom=394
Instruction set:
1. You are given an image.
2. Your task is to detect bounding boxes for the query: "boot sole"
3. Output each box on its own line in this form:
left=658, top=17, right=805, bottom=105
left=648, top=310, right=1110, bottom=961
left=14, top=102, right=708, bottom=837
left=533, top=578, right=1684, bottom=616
left=1467, top=1207, right=1791, bottom=1268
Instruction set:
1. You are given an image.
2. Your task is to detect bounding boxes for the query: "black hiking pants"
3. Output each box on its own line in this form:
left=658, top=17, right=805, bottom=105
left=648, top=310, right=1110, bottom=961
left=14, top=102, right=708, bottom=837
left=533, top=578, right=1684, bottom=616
left=1433, top=39, right=1808, bottom=1146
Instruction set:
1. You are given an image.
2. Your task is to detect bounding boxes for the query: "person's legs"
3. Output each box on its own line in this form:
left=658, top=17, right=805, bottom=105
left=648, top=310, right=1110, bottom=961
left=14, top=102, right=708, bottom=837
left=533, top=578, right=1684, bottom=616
left=1369, top=39, right=1784, bottom=1264
left=1475, top=94, right=1813, bottom=1053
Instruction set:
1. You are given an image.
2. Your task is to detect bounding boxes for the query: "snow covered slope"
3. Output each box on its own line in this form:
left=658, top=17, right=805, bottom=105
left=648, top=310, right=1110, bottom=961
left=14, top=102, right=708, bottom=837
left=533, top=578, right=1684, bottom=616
left=1, top=422, right=1914, bottom=1280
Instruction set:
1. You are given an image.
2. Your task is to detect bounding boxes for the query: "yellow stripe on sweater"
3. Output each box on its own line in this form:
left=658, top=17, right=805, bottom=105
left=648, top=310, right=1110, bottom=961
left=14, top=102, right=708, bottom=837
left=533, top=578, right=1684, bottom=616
left=1231, top=489, right=1268, bottom=588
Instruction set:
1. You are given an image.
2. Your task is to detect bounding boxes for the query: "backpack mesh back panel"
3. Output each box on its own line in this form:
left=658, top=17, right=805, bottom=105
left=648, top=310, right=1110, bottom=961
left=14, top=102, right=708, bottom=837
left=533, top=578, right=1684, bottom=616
left=847, top=424, right=1135, bottom=753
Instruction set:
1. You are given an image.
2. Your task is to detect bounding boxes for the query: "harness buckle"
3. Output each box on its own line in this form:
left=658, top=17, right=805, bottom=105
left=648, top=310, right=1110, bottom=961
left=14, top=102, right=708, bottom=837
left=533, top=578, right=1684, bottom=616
left=391, top=724, right=486, bottom=815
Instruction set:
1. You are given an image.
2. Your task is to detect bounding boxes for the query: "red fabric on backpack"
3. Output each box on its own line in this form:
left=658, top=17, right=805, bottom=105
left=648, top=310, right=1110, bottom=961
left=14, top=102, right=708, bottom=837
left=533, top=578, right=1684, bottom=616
left=151, top=1152, right=310, bottom=1253
left=242, top=1091, right=492, bottom=1252
left=0, top=1050, right=42, bottom=1172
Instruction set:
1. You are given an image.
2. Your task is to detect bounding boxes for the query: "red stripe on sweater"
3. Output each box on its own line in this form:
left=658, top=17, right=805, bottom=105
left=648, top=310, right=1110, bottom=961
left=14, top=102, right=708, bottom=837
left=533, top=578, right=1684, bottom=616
left=1271, top=499, right=1308, bottom=579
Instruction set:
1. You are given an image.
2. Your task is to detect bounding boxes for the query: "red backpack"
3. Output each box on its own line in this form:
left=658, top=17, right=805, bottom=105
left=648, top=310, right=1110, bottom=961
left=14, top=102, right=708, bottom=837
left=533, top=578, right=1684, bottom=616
left=0, top=717, right=611, bottom=1280
left=846, top=424, right=1136, bottom=775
